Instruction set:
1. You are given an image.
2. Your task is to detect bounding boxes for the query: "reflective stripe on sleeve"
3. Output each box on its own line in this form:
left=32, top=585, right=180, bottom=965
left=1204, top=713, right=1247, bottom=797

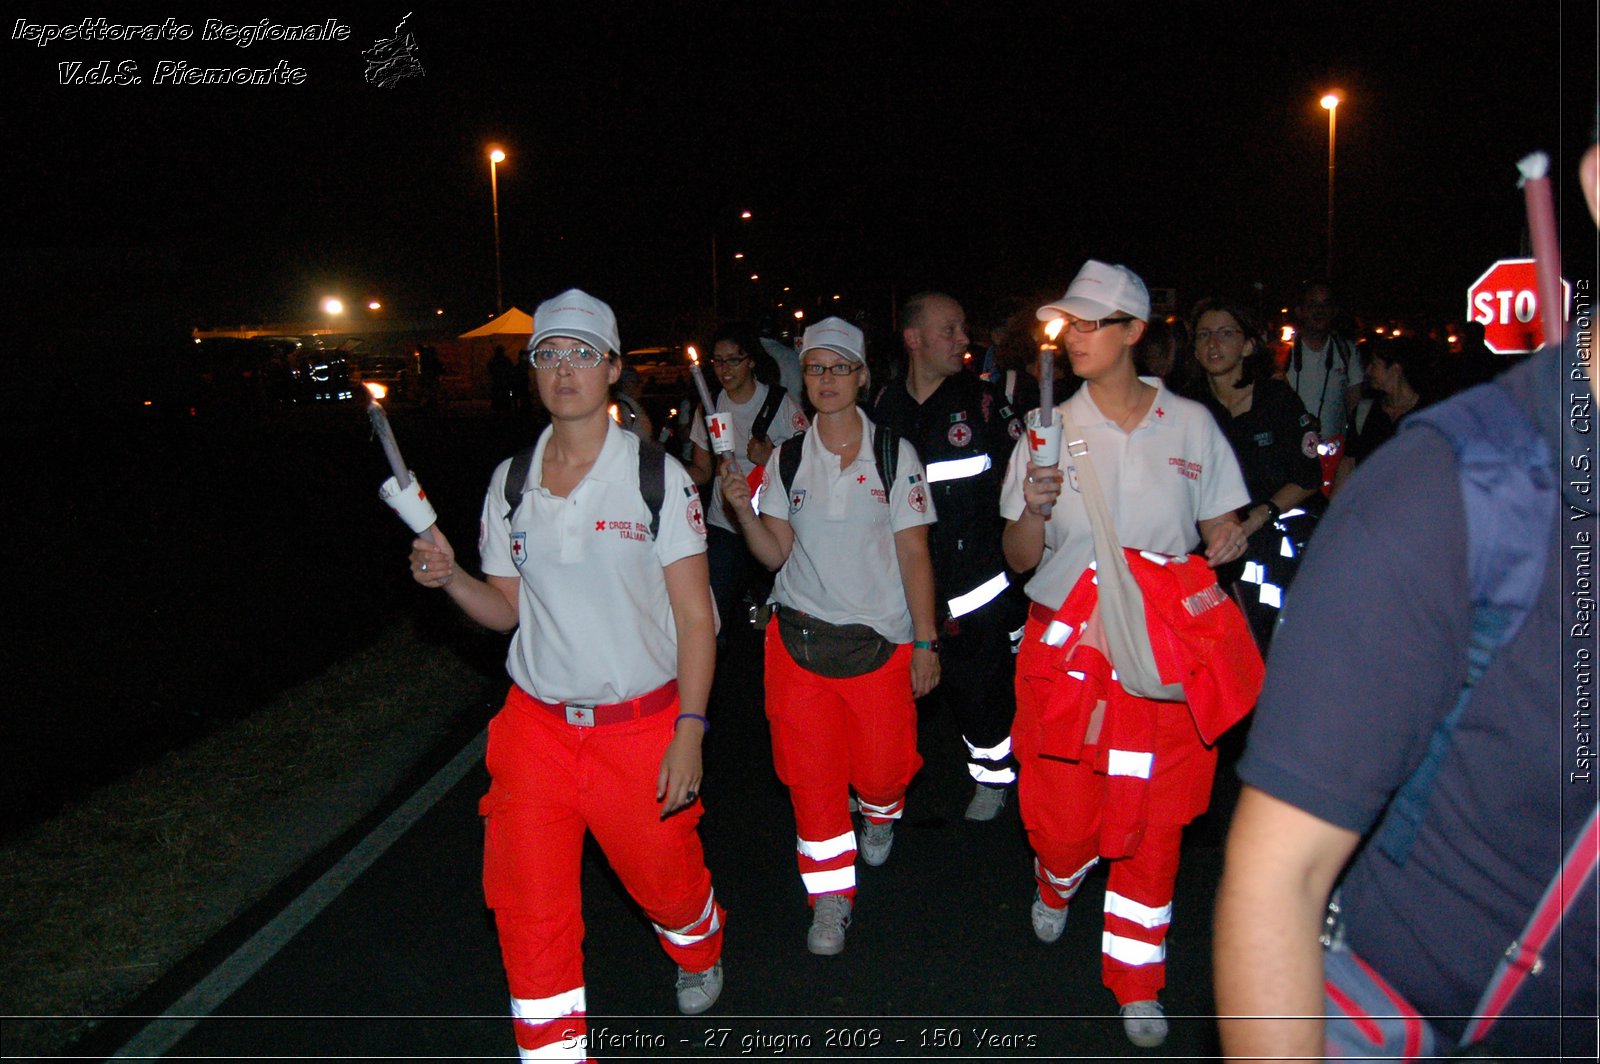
left=796, top=830, right=857, bottom=862
left=925, top=454, right=992, bottom=483
left=1106, top=750, right=1154, bottom=778
left=1104, top=890, right=1173, bottom=929
left=1102, top=930, right=1166, bottom=966
left=947, top=572, right=1010, bottom=618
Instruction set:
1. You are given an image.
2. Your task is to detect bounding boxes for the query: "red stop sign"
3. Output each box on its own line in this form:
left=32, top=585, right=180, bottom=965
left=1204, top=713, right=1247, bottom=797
left=1466, top=258, right=1571, bottom=354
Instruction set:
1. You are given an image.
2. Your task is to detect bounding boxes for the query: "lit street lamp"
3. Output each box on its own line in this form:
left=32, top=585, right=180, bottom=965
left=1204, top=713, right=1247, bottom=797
left=1320, top=92, right=1341, bottom=280
left=711, top=208, right=753, bottom=317
left=489, top=147, right=506, bottom=314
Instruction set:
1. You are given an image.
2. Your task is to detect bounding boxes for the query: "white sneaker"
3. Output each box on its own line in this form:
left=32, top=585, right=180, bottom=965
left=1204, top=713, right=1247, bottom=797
left=675, top=961, right=722, bottom=1015
left=1030, top=889, right=1067, bottom=943
left=858, top=819, right=894, bottom=866
left=1120, top=999, right=1168, bottom=1047
left=807, top=894, right=853, bottom=955
left=964, top=783, right=1008, bottom=821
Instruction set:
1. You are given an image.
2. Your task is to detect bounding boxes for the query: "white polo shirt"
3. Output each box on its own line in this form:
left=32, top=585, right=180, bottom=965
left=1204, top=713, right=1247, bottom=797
left=1000, top=378, right=1248, bottom=610
left=756, top=410, right=936, bottom=643
left=688, top=382, right=809, bottom=533
left=478, top=421, right=708, bottom=705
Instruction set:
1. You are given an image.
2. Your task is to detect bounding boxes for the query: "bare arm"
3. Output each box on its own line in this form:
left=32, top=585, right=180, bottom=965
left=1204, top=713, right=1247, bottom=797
left=892, top=523, right=940, bottom=698
left=687, top=442, right=715, bottom=487
left=717, top=459, right=794, bottom=570
left=1214, top=785, right=1361, bottom=1061
left=1002, top=463, right=1062, bottom=572
left=1198, top=513, right=1250, bottom=568
left=410, top=526, right=520, bottom=632
left=1238, top=483, right=1319, bottom=539
left=657, top=553, right=714, bottom=817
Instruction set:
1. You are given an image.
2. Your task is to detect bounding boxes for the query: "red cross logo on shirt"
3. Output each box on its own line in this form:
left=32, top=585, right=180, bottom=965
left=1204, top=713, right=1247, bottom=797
left=857, top=474, right=867, bottom=484
left=595, top=520, right=606, bottom=531
left=1154, top=407, right=1165, bottom=419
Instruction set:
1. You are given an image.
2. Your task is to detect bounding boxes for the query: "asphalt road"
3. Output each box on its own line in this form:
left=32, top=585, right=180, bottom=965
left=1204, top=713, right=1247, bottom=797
left=72, top=607, right=1244, bottom=1062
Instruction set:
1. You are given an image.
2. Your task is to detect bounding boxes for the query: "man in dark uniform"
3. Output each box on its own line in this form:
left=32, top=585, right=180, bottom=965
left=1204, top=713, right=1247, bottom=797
left=870, top=292, right=1028, bottom=821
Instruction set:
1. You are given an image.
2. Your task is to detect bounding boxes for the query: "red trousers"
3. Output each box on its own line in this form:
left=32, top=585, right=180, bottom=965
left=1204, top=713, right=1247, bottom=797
left=479, top=685, right=724, bottom=1063
left=1013, top=616, right=1210, bottom=1004
left=764, top=630, right=922, bottom=902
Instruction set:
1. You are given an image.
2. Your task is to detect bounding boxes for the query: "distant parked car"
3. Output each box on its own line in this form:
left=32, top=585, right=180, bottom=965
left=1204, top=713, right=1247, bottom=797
left=626, top=346, right=692, bottom=393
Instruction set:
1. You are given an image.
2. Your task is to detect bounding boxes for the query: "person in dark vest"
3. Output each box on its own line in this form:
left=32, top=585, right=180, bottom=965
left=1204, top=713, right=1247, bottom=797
left=870, top=291, right=1029, bottom=821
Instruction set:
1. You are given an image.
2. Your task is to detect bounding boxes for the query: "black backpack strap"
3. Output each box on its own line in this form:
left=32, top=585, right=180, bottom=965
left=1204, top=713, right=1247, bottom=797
left=504, top=438, right=667, bottom=541
left=875, top=424, right=899, bottom=492
left=750, top=384, right=787, bottom=442
left=503, top=444, right=536, bottom=517
left=636, top=436, right=668, bottom=540
left=777, top=431, right=806, bottom=500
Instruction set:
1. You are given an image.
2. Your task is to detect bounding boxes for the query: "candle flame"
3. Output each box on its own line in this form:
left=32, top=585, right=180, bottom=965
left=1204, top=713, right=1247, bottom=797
left=687, top=345, right=699, bottom=365
left=608, top=403, right=620, bottom=423
left=1044, top=317, right=1066, bottom=341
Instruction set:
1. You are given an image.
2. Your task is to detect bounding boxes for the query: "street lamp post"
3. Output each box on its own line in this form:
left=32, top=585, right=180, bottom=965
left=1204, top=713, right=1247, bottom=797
left=489, top=147, right=506, bottom=315
left=1320, top=92, right=1341, bottom=281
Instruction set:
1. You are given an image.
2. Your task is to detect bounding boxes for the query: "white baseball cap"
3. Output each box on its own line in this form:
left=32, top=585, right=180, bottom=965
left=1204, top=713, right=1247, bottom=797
left=1036, top=260, right=1151, bottom=323
left=530, top=288, right=621, bottom=354
left=799, top=317, right=865, bottom=363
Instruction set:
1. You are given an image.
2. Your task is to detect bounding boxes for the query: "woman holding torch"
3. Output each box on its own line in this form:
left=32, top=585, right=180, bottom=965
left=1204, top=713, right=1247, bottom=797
left=1000, top=261, right=1251, bottom=1047
left=406, top=289, right=725, bottom=1062
left=717, top=316, right=938, bottom=957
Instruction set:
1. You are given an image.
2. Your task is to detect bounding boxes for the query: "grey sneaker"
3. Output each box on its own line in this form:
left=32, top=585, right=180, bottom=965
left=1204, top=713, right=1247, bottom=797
left=675, top=961, right=723, bottom=1015
left=858, top=819, right=894, bottom=866
left=807, top=894, right=853, bottom=955
left=1031, top=889, right=1068, bottom=943
left=1120, top=999, right=1168, bottom=1048
left=964, top=783, right=1008, bottom=821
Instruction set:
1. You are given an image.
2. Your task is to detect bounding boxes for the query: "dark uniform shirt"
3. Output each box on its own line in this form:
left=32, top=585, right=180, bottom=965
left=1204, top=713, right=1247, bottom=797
left=870, top=371, right=1025, bottom=612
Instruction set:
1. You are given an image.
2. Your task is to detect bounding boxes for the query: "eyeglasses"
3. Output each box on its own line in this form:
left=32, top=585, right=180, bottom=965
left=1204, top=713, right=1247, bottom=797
left=802, top=362, right=860, bottom=376
left=530, top=345, right=609, bottom=370
left=1194, top=327, right=1243, bottom=345
left=1061, top=315, right=1136, bottom=333
left=710, top=355, right=750, bottom=367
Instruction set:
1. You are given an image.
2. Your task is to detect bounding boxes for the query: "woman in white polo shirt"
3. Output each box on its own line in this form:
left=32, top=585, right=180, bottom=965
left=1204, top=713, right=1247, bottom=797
left=718, top=316, right=938, bottom=958
left=408, top=289, right=725, bottom=1063
left=1000, top=261, right=1250, bottom=1049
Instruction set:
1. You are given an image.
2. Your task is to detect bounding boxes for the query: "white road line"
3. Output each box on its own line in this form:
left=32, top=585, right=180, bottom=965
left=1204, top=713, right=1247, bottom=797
left=109, top=726, right=488, bottom=1060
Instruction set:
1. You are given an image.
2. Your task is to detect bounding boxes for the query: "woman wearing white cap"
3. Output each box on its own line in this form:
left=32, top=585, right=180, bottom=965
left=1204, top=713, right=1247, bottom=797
left=718, top=315, right=939, bottom=957
left=408, top=288, right=725, bottom=1061
left=999, top=261, right=1251, bottom=1047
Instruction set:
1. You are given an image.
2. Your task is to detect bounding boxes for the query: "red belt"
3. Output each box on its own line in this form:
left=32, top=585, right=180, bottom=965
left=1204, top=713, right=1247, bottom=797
left=1029, top=601, right=1057, bottom=625
left=520, top=680, right=678, bottom=728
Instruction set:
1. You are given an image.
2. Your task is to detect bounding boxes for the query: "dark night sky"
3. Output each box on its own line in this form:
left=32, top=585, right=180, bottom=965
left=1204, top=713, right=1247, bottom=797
left=4, top=1, right=1595, bottom=350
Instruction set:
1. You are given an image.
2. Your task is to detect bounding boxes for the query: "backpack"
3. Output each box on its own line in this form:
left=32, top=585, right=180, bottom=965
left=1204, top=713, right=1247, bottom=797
left=1322, top=378, right=1590, bottom=1055
left=748, top=383, right=788, bottom=443
left=774, top=424, right=900, bottom=504
left=502, top=435, right=669, bottom=539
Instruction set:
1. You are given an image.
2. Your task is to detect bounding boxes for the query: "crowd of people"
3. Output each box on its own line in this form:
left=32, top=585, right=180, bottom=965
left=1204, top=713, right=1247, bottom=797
left=395, top=140, right=1597, bottom=1062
